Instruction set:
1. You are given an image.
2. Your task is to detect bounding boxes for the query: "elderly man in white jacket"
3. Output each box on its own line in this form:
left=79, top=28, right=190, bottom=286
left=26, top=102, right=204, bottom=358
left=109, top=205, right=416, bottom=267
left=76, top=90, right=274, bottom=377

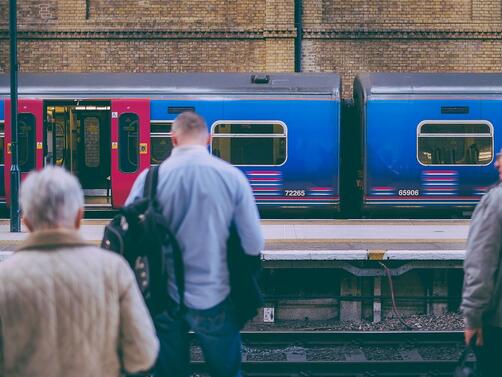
left=0, top=166, right=159, bottom=377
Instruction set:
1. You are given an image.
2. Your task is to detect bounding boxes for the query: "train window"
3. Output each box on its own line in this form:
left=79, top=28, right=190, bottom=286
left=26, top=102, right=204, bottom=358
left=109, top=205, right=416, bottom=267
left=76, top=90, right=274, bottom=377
left=119, top=113, right=139, bottom=173
left=84, top=117, right=100, bottom=168
left=18, top=113, right=36, bottom=172
left=213, top=123, right=284, bottom=134
left=150, top=122, right=173, bottom=165
left=151, top=136, right=173, bottom=165
left=151, top=122, right=172, bottom=133
left=55, top=123, right=65, bottom=165
left=211, top=122, right=287, bottom=166
left=417, top=121, right=493, bottom=165
left=420, top=123, right=490, bottom=134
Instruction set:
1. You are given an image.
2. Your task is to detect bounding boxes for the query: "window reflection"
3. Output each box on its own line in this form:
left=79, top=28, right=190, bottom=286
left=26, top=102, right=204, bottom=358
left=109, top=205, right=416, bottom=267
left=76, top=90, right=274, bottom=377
left=18, top=113, right=36, bottom=172
left=211, top=122, right=287, bottom=166
left=119, top=113, right=139, bottom=173
left=417, top=122, right=492, bottom=165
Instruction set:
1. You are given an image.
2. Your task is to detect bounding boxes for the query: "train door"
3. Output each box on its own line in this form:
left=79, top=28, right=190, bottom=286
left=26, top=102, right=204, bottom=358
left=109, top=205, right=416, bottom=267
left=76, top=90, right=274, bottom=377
left=4, top=99, right=43, bottom=205
left=110, top=99, right=150, bottom=207
left=44, top=102, right=112, bottom=206
left=76, top=110, right=111, bottom=190
left=0, top=108, right=4, bottom=200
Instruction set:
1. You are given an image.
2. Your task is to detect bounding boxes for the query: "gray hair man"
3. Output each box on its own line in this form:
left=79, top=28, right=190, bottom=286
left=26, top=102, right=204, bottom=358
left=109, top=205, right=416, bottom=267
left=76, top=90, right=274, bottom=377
left=126, top=111, right=264, bottom=377
left=462, top=151, right=502, bottom=377
left=0, top=166, right=159, bottom=377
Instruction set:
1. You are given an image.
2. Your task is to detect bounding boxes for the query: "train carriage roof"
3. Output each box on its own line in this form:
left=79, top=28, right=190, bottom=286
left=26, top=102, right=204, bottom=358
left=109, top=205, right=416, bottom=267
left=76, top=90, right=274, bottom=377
left=0, top=72, right=340, bottom=97
left=355, top=72, right=502, bottom=97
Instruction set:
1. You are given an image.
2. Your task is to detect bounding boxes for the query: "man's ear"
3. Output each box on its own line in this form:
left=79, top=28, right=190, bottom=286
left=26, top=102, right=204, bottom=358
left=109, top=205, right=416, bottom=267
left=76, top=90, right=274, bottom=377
left=75, top=208, right=84, bottom=230
left=172, top=134, right=179, bottom=147
left=206, top=134, right=212, bottom=146
left=22, top=217, right=34, bottom=232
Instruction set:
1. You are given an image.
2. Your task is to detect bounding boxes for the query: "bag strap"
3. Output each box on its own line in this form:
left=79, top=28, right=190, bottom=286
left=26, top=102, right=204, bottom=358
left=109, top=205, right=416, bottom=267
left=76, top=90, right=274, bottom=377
left=143, top=165, right=160, bottom=200
left=457, top=335, right=477, bottom=368
left=172, top=235, right=186, bottom=313
left=144, top=165, right=186, bottom=314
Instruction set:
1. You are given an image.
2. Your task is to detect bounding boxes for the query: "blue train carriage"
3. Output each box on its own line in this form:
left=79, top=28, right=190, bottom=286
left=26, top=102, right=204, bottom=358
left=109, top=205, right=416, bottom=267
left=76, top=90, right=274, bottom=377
left=354, top=72, right=500, bottom=211
left=151, top=73, right=342, bottom=214
left=0, top=72, right=341, bottom=213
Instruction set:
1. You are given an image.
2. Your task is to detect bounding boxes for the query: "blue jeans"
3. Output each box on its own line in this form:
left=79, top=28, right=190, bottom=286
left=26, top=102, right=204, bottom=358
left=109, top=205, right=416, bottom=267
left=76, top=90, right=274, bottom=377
left=154, top=297, right=242, bottom=377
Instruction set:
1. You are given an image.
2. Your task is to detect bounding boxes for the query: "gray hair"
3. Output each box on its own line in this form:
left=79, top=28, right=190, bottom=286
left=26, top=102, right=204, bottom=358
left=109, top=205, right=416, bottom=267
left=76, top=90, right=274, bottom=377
left=172, top=111, right=208, bottom=138
left=20, top=166, right=84, bottom=230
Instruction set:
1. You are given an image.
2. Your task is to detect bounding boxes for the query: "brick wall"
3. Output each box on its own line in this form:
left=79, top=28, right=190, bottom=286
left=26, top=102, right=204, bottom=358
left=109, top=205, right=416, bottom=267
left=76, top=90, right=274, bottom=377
left=1, top=0, right=502, bottom=97
left=302, top=0, right=502, bottom=97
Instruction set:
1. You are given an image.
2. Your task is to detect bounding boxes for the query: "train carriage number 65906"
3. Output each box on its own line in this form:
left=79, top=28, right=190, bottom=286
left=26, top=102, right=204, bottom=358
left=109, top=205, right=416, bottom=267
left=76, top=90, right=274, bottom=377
left=285, top=190, right=306, bottom=197
left=398, top=189, right=419, bottom=196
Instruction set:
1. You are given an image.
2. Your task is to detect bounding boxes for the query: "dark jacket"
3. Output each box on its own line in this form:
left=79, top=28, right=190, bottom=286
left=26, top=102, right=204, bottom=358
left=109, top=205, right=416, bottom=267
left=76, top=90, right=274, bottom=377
left=227, top=224, right=263, bottom=328
left=462, top=183, right=502, bottom=328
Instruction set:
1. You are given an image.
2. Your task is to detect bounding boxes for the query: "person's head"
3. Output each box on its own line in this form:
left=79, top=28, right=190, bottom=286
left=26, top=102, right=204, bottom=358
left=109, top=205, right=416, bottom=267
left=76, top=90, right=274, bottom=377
left=20, top=166, right=84, bottom=232
left=171, top=111, right=210, bottom=147
left=496, top=150, right=502, bottom=181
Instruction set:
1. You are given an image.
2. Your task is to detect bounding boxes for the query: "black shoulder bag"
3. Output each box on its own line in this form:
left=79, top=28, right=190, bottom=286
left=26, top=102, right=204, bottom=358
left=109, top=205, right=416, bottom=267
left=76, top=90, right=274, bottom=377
left=454, top=338, right=479, bottom=377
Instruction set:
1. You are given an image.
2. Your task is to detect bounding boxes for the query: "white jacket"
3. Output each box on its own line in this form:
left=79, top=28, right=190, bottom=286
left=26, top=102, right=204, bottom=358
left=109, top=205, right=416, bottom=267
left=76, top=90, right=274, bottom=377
left=0, top=229, right=159, bottom=377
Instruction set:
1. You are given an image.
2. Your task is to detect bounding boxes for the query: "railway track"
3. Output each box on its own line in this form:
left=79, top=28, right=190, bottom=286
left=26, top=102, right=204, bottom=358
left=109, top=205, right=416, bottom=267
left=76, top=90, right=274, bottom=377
left=191, top=331, right=465, bottom=376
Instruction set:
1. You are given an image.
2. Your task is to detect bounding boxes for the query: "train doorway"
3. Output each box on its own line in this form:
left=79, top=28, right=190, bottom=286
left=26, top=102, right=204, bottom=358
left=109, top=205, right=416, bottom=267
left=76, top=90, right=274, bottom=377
left=44, top=101, right=111, bottom=207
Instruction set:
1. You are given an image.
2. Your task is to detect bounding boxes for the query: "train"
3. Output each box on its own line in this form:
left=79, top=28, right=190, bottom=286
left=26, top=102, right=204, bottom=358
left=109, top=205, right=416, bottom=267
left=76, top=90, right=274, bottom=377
left=0, top=72, right=499, bottom=216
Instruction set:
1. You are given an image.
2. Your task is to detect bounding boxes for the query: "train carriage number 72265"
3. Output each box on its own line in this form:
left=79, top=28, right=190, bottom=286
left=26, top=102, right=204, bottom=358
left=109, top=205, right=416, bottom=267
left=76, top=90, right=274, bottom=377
left=285, top=190, right=306, bottom=197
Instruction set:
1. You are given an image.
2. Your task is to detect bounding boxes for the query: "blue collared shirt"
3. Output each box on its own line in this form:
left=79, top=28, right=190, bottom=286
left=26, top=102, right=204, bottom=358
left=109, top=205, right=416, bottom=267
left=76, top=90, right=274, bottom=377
left=126, top=145, right=264, bottom=309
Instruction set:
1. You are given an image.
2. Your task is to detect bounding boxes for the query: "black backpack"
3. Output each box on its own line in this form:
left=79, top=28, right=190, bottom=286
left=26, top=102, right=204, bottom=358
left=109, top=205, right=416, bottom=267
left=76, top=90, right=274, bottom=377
left=101, top=166, right=185, bottom=317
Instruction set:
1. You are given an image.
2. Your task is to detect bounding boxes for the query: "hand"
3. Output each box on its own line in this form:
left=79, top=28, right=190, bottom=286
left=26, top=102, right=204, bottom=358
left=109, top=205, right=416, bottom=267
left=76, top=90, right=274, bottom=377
left=465, top=328, right=484, bottom=346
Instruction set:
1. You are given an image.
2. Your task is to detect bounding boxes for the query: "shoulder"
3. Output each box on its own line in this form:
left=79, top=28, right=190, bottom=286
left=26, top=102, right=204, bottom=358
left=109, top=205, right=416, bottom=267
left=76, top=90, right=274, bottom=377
left=84, top=246, right=133, bottom=272
left=207, top=155, right=248, bottom=181
left=479, top=183, right=502, bottom=207
left=470, top=183, right=502, bottom=221
left=64, top=247, right=137, bottom=291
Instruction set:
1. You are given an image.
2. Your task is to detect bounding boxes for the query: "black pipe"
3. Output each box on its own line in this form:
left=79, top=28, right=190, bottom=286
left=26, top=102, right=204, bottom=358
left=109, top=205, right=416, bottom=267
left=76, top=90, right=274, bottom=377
left=294, top=0, right=302, bottom=72
left=9, top=0, right=20, bottom=232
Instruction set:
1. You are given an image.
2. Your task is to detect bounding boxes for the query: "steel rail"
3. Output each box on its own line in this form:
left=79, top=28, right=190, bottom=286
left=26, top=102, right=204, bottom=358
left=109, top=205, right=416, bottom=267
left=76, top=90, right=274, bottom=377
left=237, top=330, right=464, bottom=347
left=197, top=331, right=462, bottom=376
left=192, top=360, right=458, bottom=376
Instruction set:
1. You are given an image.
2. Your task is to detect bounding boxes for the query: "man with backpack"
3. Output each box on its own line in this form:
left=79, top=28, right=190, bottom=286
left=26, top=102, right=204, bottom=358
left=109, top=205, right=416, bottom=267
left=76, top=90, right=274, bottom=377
left=125, top=111, right=264, bottom=377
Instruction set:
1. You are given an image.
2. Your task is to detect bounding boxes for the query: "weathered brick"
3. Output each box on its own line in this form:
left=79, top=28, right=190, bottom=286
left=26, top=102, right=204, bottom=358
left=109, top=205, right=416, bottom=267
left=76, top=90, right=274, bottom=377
left=0, top=0, right=501, bottom=97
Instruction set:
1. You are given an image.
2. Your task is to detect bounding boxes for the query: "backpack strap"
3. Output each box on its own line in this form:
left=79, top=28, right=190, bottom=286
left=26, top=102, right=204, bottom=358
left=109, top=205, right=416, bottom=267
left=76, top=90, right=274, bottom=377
left=143, top=165, right=186, bottom=315
left=172, top=236, right=186, bottom=314
left=143, top=165, right=160, bottom=200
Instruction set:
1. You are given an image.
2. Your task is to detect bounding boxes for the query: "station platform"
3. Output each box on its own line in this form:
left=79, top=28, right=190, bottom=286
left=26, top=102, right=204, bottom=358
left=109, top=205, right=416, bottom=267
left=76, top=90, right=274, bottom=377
left=0, top=219, right=469, bottom=322
left=0, top=219, right=468, bottom=264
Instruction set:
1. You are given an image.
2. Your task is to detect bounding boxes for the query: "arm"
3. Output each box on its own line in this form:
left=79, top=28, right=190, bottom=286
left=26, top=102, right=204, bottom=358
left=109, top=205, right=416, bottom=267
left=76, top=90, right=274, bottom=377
left=118, top=261, right=159, bottom=373
left=233, top=172, right=264, bottom=256
left=124, top=169, right=148, bottom=206
left=461, top=189, right=502, bottom=330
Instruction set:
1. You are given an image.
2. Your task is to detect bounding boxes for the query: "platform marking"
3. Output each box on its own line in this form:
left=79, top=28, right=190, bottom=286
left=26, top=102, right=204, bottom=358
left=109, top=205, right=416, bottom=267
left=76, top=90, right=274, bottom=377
left=368, top=250, right=386, bottom=260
